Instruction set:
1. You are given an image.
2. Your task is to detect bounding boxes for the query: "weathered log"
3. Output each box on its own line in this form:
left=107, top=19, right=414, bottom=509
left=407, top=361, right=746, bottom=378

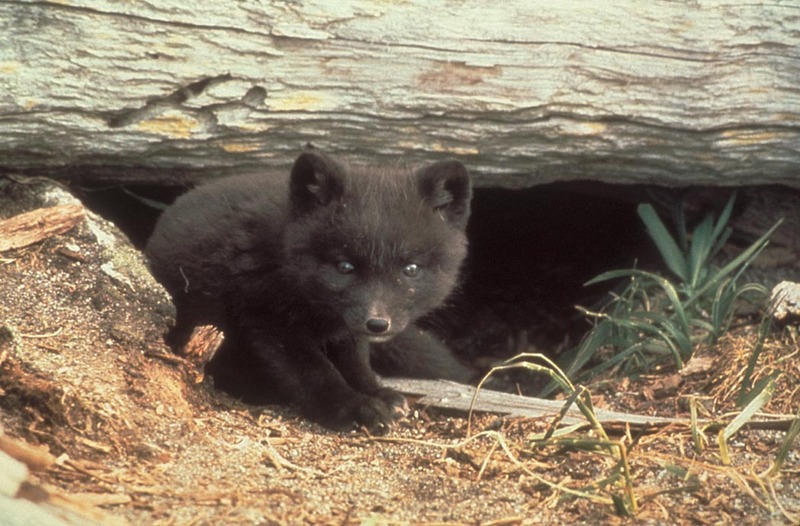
left=1, top=1, right=799, bottom=188
left=381, top=378, right=799, bottom=432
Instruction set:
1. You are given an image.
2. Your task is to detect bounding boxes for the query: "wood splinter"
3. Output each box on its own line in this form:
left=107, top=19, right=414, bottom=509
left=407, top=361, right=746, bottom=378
left=0, top=203, right=85, bottom=252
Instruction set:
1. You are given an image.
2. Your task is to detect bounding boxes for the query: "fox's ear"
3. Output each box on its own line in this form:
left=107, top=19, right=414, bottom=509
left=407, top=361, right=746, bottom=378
left=289, top=152, right=346, bottom=214
left=416, top=160, right=471, bottom=229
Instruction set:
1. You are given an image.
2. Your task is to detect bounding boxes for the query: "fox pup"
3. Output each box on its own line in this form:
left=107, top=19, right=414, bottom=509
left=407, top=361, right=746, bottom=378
left=146, top=152, right=474, bottom=430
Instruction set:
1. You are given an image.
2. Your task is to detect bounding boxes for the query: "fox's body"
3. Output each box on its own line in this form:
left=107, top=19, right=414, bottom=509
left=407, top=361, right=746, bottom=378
left=146, top=152, right=473, bottom=430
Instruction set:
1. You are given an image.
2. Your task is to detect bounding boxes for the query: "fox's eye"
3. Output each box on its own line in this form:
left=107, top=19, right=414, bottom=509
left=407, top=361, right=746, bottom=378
left=337, top=261, right=355, bottom=274
left=403, top=263, right=420, bottom=277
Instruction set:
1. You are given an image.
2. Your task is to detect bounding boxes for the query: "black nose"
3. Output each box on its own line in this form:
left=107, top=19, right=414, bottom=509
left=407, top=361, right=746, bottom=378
left=366, top=318, right=390, bottom=334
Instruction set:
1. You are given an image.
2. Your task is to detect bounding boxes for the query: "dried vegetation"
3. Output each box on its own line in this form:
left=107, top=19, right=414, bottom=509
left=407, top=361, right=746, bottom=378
left=1, top=179, right=798, bottom=525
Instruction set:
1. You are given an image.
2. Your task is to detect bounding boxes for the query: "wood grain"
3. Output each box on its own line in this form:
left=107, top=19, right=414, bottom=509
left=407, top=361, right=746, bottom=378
left=0, top=204, right=85, bottom=252
left=0, top=2, right=798, bottom=188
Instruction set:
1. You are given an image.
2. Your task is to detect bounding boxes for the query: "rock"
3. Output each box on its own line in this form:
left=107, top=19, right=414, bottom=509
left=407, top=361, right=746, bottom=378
left=770, top=281, right=800, bottom=322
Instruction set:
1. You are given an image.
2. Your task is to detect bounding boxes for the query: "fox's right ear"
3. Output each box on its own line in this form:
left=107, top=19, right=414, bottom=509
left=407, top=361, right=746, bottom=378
left=289, top=152, right=346, bottom=214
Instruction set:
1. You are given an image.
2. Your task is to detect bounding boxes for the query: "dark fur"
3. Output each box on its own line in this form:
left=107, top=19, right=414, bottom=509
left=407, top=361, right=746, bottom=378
left=146, top=152, right=474, bottom=430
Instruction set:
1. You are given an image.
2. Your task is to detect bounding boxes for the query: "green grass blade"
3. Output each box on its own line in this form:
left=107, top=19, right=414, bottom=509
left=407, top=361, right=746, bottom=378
left=725, top=378, right=775, bottom=441
left=764, top=406, right=800, bottom=477
left=709, top=226, right=733, bottom=262
left=586, top=268, right=691, bottom=353
left=607, top=316, right=686, bottom=368
left=686, top=219, right=782, bottom=307
left=709, top=278, right=735, bottom=340
left=710, top=193, right=736, bottom=242
left=711, top=281, right=768, bottom=342
left=574, top=342, right=650, bottom=381
left=584, top=269, right=639, bottom=287
left=687, top=214, right=714, bottom=290
left=638, top=203, right=689, bottom=282
left=738, top=313, right=775, bottom=406
left=561, top=320, right=613, bottom=378
left=628, top=270, right=691, bottom=337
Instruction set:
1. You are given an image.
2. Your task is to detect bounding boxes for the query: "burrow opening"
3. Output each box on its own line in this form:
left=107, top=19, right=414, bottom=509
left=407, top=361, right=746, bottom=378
left=74, top=180, right=794, bottom=391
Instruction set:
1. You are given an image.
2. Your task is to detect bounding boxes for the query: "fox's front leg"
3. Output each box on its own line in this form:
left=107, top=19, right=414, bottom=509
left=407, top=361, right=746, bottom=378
left=246, top=329, right=402, bottom=432
left=326, top=336, right=409, bottom=418
left=371, top=326, right=475, bottom=383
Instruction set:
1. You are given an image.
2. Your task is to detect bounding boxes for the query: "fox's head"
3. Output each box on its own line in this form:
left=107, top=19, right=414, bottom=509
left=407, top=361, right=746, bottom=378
left=283, top=151, right=471, bottom=340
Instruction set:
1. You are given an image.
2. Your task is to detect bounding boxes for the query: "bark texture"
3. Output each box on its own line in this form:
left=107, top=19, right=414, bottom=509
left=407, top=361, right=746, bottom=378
left=1, top=1, right=799, bottom=187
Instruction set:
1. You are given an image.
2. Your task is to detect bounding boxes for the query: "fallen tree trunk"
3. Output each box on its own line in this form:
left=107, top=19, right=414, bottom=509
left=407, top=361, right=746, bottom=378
left=1, top=1, right=799, bottom=188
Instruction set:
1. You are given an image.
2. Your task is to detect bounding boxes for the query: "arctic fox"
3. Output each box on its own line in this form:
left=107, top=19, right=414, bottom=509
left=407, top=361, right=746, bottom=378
left=146, top=152, right=473, bottom=430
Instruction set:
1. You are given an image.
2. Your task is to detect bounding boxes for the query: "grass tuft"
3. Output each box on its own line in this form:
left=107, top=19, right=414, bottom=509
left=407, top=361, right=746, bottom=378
left=557, top=194, right=781, bottom=387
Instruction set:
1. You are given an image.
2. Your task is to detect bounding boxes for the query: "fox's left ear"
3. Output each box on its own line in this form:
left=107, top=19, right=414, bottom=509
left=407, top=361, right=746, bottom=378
left=416, top=160, right=471, bottom=230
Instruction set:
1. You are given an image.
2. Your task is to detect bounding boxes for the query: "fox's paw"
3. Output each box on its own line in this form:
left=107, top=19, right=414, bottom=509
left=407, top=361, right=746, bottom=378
left=373, top=387, right=409, bottom=418
left=332, top=391, right=407, bottom=434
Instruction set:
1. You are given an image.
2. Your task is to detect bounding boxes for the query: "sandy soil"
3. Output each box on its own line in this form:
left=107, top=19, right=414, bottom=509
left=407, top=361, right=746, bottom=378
left=1, top=178, right=798, bottom=525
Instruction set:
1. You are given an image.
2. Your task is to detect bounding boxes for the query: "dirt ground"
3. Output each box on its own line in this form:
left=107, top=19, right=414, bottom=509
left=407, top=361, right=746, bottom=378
left=1, top=179, right=799, bottom=525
